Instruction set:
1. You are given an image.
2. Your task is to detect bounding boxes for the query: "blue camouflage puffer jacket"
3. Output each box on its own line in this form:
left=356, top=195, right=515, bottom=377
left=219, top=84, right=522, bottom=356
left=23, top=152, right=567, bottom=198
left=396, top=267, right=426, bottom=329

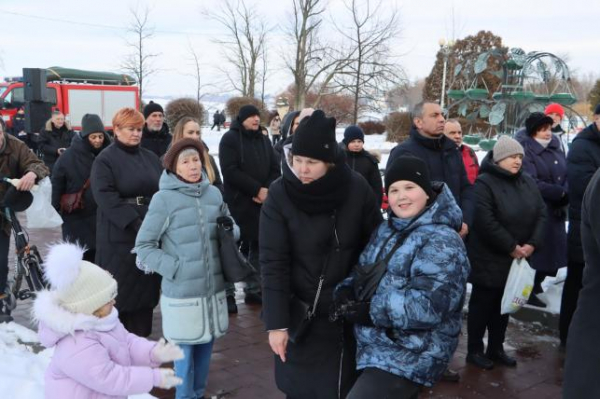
left=340, top=182, right=470, bottom=387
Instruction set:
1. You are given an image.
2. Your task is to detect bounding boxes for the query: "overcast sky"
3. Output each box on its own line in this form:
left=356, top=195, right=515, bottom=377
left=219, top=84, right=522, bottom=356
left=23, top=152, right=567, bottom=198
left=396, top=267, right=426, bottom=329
left=1, top=0, right=598, bottom=100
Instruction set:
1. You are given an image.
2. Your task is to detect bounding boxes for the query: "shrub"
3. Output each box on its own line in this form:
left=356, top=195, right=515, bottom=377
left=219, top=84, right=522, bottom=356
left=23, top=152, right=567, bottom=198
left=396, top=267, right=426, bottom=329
left=384, top=112, right=412, bottom=143
left=165, top=98, right=205, bottom=129
left=225, top=97, right=269, bottom=123
left=358, top=120, right=386, bottom=135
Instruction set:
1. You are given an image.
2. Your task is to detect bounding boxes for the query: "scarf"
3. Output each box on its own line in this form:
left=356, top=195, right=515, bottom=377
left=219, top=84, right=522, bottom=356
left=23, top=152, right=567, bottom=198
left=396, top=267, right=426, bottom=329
left=535, top=137, right=552, bottom=148
left=282, top=146, right=351, bottom=214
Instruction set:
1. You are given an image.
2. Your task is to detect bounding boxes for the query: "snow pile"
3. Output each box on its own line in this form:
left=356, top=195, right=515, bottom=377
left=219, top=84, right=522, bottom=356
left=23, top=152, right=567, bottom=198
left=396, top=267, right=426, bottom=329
left=0, top=322, right=156, bottom=399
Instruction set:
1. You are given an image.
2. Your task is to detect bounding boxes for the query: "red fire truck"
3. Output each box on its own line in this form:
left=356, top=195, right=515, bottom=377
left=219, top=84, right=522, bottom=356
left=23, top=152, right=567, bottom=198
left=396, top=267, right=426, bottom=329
left=0, top=67, right=139, bottom=131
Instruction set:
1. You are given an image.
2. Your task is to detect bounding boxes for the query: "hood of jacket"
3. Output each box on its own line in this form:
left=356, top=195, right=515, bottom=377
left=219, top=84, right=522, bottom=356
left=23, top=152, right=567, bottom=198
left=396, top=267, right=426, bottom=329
left=408, top=126, right=455, bottom=152
left=44, top=120, right=72, bottom=133
left=33, top=290, right=119, bottom=348
left=574, top=122, right=600, bottom=144
left=388, top=181, right=463, bottom=234
left=158, top=169, right=211, bottom=197
left=478, top=151, right=522, bottom=181
left=281, top=111, right=300, bottom=138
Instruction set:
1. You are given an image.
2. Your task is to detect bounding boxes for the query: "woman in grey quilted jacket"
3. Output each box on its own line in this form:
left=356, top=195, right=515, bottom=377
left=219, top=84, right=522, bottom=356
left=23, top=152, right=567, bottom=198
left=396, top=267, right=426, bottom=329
left=135, top=138, right=239, bottom=399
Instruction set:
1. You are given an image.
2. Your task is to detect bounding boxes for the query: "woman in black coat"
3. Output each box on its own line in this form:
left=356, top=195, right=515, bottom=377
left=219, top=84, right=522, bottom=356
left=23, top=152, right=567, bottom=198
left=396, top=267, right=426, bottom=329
left=519, top=113, right=568, bottom=307
left=90, top=107, right=162, bottom=337
left=51, top=114, right=110, bottom=262
left=260, top=111, right=382, bottom=399
left=38, top=111, right=75, bottom=172
left=466, top=136, right=546, bottom=370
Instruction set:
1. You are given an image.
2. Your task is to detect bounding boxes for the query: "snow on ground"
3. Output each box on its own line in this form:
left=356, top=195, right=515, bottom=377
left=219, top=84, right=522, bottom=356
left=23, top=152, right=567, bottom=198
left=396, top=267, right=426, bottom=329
left=0, top=322, right=156, bottom=399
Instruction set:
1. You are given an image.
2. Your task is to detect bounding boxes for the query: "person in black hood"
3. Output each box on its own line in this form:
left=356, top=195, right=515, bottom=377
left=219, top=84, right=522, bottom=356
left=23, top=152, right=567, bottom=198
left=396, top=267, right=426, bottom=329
left=141, top=101, right=171, bottom=157
left=52, top=114, right=111, bottom=262
left=559, top=103, right=600, bottom=347
left=9, top=106, right=36, bottom=150
left=219, top=105, right=280, bottom=305
left=274, top=110, right=300, bottom=164
left=38, top=110, right=75, bottom=173
left=342, top=125, right=383, bottom=206
left=261, top=110, right=381, bottom=399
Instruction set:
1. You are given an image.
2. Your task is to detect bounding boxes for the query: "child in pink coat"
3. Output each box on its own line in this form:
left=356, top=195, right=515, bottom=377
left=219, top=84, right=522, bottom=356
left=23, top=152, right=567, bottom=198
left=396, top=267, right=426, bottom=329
left=33, top=242, right=184, bottom=399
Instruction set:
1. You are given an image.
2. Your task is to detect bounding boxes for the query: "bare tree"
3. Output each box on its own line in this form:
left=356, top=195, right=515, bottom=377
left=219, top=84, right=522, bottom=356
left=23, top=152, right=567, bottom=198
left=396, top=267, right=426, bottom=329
left=284, top=0, right=350, bottom=109
left=121, top=6, right=159, bottom=107
left=333, top=0, right=406, bottom=124
left=187, top=42, right=210, bottom=103
left=260, top=45, right=268, bottom=108
left=206, top=0, right=268, bottom=98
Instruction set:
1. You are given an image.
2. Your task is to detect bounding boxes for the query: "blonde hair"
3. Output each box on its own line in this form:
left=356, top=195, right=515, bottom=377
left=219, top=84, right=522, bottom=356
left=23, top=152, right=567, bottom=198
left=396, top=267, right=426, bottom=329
left=172, top=117, right=216, bottom=183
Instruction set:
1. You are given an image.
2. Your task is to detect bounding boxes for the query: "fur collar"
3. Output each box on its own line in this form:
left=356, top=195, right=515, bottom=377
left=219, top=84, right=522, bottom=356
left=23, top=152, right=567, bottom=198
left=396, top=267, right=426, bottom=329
left=33, top=290, right=119, bottom=339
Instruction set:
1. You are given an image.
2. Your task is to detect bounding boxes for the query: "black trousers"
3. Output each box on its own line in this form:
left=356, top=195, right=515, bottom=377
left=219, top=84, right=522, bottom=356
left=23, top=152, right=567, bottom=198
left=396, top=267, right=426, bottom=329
left=560, top=261, right=585, bottom=345
left=118, top=307, right=154, bottom=337
left=0, top=231, right=11, bottom=294
left=467, top=285, right=509, bottom=354
left=346, top=368, right=420, bottom=399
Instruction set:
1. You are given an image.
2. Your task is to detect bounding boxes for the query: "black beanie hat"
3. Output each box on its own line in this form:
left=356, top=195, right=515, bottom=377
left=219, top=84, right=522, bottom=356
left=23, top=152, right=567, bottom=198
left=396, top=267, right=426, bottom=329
left=525, top=112, right=553, bottom=136
left=143, top=101, right=164, bottom=119
left=292, top=110, right=337, bottom=163
left=237, top=105, right=261, bottom=123
left=385, top=156, right=433, bottom=198
left=343, top=125, right=364, bottom=145
left=81, top=114, right=105, bottom=137
left=594, top=104, right=600, bottom=115
left=163, top=138, right=206, bottom=174
left=1, top=186, right=34, bottom=212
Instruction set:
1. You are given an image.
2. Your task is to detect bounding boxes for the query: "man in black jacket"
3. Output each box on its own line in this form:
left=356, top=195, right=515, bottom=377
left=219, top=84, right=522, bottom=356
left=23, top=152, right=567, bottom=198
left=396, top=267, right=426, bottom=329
left=141, top=101, right=171, bottom=157
left=563, top=166, right=600, bottom=398
left=560, top=103, right=600, bottom=347
left=386, top=101, right=473, bottom=236
left=219, top=105, right=280, bottom=306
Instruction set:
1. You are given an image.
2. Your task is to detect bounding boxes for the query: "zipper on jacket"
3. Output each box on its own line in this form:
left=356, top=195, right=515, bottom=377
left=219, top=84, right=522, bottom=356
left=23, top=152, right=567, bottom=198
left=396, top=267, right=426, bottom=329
left=197, top=197, right=215, bottom=337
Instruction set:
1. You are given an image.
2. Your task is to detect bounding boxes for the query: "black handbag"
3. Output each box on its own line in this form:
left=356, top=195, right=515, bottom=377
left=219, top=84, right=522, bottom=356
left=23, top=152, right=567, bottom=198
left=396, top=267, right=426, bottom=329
left=354, top=231, right=409, bottom=302
left=216, top=216, right=256, bottom=283
left=288, top=211, right=339, bottom=344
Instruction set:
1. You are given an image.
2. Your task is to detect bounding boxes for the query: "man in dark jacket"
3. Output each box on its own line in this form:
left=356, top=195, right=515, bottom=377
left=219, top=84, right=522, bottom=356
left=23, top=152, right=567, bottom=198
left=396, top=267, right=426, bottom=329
left=387, top=102, right=473, bottom=237
left=141, top=101, right=171, bottom=157
left=563, top=167, right=600, bottom=398
left=211, top=110, right=221, bottom=131
left=560, top=103, right=600, bottom=347
left=0, top=119, right=49, bottom=322
left=342, top=125, right=383, bottom=206
left=219, top=105, right=280, bottom=304
left=38, top=111, right=75, bottom=173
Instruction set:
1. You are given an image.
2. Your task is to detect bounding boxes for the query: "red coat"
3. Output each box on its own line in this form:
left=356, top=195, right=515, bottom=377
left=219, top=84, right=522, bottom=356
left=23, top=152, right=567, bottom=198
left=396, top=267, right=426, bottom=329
left=461, top=145, right=480, bottom=184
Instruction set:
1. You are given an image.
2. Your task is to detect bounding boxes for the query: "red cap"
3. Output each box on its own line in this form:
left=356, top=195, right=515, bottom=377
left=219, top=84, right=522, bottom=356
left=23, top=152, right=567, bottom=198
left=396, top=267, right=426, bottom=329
left=544, top=103, right=564, bottom=119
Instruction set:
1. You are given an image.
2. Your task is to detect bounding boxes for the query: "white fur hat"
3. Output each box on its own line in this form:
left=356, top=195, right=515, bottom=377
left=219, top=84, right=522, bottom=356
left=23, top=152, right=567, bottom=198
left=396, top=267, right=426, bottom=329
left=44, top=243, right=117, bottom=315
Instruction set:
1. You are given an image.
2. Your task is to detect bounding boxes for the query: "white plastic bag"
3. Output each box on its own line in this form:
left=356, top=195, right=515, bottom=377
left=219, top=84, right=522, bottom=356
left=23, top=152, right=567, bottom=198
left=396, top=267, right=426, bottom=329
left=25, top=177, right=63, bottom=229
left=500, top=258, right=535, bottom=315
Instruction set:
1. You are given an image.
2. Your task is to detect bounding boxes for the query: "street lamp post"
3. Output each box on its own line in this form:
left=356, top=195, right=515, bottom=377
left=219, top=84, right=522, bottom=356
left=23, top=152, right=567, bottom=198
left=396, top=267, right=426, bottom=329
left=439, top=39, right=454, bottom=110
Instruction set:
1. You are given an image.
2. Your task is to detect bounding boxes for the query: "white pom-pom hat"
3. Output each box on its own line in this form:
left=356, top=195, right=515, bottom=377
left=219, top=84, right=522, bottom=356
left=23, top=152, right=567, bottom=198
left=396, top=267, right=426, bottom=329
left=44, top=242, right=117, bottom=315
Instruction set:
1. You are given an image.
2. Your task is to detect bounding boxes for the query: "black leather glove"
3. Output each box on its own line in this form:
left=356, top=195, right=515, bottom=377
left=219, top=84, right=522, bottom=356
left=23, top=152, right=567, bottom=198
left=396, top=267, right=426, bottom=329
left=333, top=285, right=355, bottom=309
left=216, top=216, right=234, bottom=229
left=554, top=192, right=569, bottom=207
left=343, top=301, right=374, bottom=326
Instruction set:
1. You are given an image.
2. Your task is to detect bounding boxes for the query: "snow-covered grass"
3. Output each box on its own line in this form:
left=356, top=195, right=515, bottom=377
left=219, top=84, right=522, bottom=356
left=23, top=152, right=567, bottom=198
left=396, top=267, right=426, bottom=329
left=0, top=322, right=156, bottom=399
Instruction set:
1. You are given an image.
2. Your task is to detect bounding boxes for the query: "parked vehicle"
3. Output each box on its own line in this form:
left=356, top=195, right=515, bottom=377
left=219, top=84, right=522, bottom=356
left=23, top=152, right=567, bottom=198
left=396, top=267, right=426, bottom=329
left=0, top=67, right=138, bottom=131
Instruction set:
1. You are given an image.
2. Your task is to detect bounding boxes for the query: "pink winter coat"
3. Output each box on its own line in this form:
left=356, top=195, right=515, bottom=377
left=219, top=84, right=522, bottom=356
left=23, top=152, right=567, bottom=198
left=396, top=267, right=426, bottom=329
left=34, top=291, right=161, bottom=399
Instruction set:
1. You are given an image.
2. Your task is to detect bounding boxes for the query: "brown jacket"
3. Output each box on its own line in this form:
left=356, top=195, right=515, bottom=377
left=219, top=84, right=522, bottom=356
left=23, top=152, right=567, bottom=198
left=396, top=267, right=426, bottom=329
left=0, top=134, right=50, bottom=234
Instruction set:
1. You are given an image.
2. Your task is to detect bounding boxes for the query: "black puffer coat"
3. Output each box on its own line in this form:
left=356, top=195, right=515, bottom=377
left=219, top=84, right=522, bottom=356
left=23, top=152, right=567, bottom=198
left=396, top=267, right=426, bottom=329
left=344, top=147, right=383, bottom=207
left=90, top=140, right=163, bottom=312
left=51, top=133, right=111, bottom=250
left=564, top=167, right=600, bottom=398
left=386, top=127, right=474, bottom=225
left=260, top=154, right=381, bottom=398
left=566, top=122, right=600, bottom=264
left=141, top=123, right=171, bottom=158
left=219, top=120, right=280, bottom=240
left=467, top=152, right=547, bottom=288
left=38, top=121, right=75, bottom=172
